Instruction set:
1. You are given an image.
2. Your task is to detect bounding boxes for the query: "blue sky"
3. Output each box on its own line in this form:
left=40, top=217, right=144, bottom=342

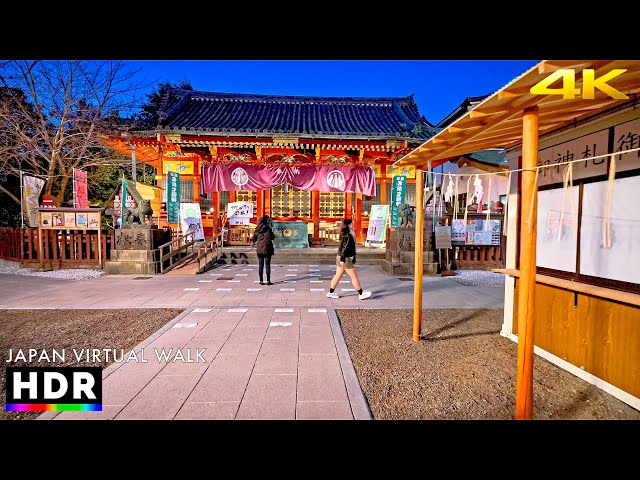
left=126, top=60, right=540, bottom=126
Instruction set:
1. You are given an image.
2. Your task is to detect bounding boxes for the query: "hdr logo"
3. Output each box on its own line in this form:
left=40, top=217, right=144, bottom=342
left=6, top=367, right=102, bottom=412
left=530, top=69, right=629, bottom=100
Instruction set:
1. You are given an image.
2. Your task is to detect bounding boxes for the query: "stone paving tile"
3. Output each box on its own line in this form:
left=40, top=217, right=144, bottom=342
left=236, top=374, right=297, bottom=420
left=187, top=354, right=257, bottom=403
left=115, top=374, right=201, bottom=420
left=101, top=360, right=166, bottom=405
left=296, top=401, right=353, bottom=420
left=253, top=353, right=298, bottom=375
left=157, top=337, right=226, bottom=376
left=259, top=337, right=299, bottom=356
left=174, top=401, right=240, bottom=420
left=297, top=354, right=348, bottom=403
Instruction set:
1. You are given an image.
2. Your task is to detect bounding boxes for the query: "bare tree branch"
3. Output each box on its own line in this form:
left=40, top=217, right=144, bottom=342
left=0, top=60, right=150, bottom=206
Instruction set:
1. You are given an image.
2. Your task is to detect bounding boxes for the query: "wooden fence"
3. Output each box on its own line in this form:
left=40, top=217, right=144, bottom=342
left=0, top=227, right=115, bottom=269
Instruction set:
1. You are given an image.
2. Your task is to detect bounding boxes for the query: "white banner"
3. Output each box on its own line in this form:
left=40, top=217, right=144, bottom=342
left=179, top=203, right=205, bottom=241
left=22, top=174, right=45, bottom=227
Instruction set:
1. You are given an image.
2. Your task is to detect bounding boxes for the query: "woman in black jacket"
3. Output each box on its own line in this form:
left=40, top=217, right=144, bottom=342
left=251, top=215, right=275, bottom=285
left=326, top=218, right=372, bottom=300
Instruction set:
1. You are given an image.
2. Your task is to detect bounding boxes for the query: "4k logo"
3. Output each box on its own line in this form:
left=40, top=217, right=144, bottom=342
left=530, top=69, right=628, bottom=100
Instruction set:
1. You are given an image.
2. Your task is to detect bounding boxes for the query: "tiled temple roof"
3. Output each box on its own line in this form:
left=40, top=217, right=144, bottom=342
left=157, top=89, right=437, bottom=142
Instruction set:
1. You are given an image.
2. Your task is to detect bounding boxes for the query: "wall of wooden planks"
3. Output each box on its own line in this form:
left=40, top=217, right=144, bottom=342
left=512, top=279, right=640, bottom=398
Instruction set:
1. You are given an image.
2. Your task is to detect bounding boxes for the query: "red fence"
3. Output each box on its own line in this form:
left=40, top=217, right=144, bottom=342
left=0, top=227, right=115, bottom=269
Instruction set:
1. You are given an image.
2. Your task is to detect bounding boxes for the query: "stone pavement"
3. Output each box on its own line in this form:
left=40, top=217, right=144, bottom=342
left=0, top=263, right=504, bottom=420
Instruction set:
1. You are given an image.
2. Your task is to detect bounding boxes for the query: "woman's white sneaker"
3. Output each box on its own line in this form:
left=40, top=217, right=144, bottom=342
left=326, top=292, right=339, bottom=299
left=358, top=290, right=372, bottom=300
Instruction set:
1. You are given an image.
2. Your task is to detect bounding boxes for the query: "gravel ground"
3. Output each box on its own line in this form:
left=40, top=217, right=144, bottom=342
left=449, top=270, right=505, bottom=287
left=0, top=265, right=104, bottom=280
left=0, top=308, right=184, bottom=420
left=337, top=308, right=640, bottom=420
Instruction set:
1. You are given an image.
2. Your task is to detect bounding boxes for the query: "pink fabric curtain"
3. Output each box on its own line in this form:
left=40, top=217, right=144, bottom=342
left=200, top=163, right=376, bottom=197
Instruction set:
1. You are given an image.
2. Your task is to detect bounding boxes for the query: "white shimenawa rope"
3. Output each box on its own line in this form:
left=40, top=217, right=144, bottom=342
left=454, top=175, right=459, bottom=221
left=603, top=154, right=617, bottom=249
left=485, top=175, right=492, bottom=227
left=421, top=147, right=640, bottom=178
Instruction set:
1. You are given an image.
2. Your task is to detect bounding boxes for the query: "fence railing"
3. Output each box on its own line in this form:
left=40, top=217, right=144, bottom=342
left=0, top=227, right=115, bottom=269
left=196, top=232, right=224, bottom=274
left=157, top=231, right=196, bottom=273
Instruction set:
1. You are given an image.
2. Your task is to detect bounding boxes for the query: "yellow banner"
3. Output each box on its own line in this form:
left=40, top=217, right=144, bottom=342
left=136, top=182, right=162, bottom=218
left=163, top=160, right=194, bottom=175
left=386, top=164, right=415, bottom=178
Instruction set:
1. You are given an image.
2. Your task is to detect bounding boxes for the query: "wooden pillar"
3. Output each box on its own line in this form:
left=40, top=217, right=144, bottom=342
left=515, top=106, right=539, bottom=420
left=312, top=190, right=320, bottom=243
left=354, top=193, right=363, bottom=242
left=229, top=190, right=236, bottom=203
left=413, top=168, right=425, bottom=342
left=264, top=189, right=272, bottom=217
left=212, top=191, right=220, bottom=234
left=380, top=180, right=387, bottom=205
left=257, top=190, right=264, bottom=218
left=345, top=192, right=353, bottom=219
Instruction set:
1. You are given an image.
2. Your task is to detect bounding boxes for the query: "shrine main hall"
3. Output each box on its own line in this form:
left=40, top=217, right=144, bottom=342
left=105, top=89, right=438, bottom=243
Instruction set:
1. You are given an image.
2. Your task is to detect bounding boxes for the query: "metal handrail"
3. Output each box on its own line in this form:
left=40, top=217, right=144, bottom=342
left=157, top=231, right=196, bottom=273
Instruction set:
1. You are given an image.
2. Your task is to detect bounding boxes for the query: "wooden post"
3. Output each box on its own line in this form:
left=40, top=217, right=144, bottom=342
left=37, top=210, right=43, bottom=270
left=257, top=190, right=264, bottom=219
left=345, top=192, right=353, bottom=219
left=212, top=191, right=220, bottom=234
left=97, top=211, right=103, bottom=268
left=264, top=189, right=271, bottom=217
left=312, top=190, right=320, bottom=244
left=413, top=168, right=425, bottom=342
left=516, top=106, right=539, bottom=420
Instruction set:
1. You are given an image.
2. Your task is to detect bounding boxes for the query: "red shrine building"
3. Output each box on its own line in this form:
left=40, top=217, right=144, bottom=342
left=104, top=89, right=437, bottom=242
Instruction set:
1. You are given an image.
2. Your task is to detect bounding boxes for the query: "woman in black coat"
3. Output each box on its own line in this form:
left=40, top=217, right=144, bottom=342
left=251, top=215, right=275, bottom=285
left=326, top=218, right=372, bottom=300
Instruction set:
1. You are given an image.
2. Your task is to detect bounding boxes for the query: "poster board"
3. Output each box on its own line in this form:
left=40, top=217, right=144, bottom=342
left=435, top=226, right=452, bottom=249
left=36, top=207, right=103, bottom=270
left=179, top=203, right=205, bottom=241
left=365, top=204, right=390, bottom=246
left=227, top=201, right=254, bottom=226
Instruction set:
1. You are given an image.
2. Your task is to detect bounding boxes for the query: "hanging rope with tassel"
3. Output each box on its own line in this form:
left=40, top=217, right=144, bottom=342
left=464, top=175, right=472, bottom=226
left=485, top=175, right=492, bottom=228
left=603, top=154, right=617, bottom=249
left=558, top=163, right=575, bottom=241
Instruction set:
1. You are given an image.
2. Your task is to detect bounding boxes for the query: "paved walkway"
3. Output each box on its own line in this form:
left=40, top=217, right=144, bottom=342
left=0, top=263, right=504, bottom=420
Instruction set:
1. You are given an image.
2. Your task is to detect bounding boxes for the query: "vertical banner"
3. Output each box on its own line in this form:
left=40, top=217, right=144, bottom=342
left=390, top=175, right=407, bottom=227
left=366, top=204, right=390, bottom=245
left=167, top=171, right=180, bottom=224
left=73, top=169, right=88, bottom=208
left=120, top=176, right=127, bottom=228
left=179, top=203, right=205, bottom=241
left=22, top=174, right=45, bottom=227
